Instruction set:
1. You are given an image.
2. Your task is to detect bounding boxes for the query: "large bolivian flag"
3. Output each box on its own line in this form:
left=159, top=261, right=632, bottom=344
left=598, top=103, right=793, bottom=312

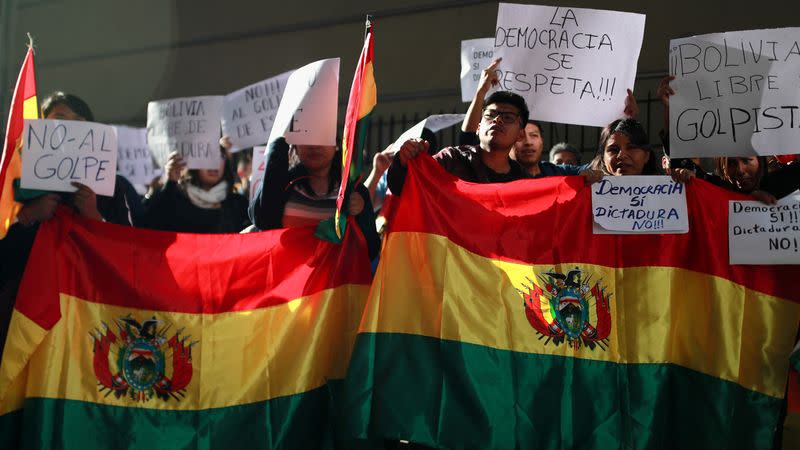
left=342, top=155, right=800, bottom=449
left=0, top=210, right=371, bottom=449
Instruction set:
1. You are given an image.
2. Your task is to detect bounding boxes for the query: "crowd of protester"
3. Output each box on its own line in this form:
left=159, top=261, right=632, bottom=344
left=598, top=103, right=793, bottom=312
left=0, top=56, right=798, bottom=449
left=2, top=55, right=798, bottom=330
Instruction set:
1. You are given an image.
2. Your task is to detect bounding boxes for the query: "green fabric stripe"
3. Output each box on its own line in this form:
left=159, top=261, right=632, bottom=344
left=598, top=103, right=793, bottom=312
left=341, top=333, right=783, bottom=450
left=0, top=386, right=335, bottom=449
left=349, top=111, right=372, bottom=182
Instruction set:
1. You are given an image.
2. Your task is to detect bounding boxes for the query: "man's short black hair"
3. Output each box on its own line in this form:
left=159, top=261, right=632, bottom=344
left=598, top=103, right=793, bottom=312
left=484, top=91, right=529, bottom=127
left=41, top=92, right=95, bottom=121
left=550, top=142, right=581, bottom=163
left=527, top=120, right=543, bottom=134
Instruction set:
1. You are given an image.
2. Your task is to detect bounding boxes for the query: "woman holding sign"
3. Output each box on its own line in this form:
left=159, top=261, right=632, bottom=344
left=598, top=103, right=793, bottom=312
left=589, top=118, right=662, bottom=176
left=248, top=137, right=380, bottom=260
left=657, top=76, right=800, bottom=203
left=16, top=92, right=138, bottom=225
left=1, top=93, right=135, bottom=283
left=140, top=148, right=250, bottom=233
left=709, top=156, right=799, bottom=204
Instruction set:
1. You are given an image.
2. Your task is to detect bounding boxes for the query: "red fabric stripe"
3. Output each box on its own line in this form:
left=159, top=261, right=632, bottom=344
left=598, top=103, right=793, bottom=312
left=379, top=193, right=397, bottom=223
left=15, top=209, right=372, bottom=330
left=789, top=369, right=800, bottom=414
left=22, top=52, right=36, bottom=99
left=389, top=155, right=800, bottom=302
left=0, top=49, right=36, bottom=202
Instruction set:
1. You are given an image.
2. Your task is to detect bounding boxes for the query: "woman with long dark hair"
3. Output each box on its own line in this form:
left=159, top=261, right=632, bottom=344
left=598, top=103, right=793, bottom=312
left=655, top=76, right=799, bottom=203
left=701, top=156, right=800, bottom=204
left=589, top=118, right=662, bottom=176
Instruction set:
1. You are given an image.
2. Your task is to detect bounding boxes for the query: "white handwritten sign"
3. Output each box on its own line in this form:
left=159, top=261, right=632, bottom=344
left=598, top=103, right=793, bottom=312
left=729, top=193, right=800, bottom=264
left=113, top=125, right=158, bottom=188
left=591, top=176, right=689, bottom=234
left=249, top=146, right=267, bottom=201
left=390, top=114, right=465, bottom=153
left=493, top=3, right=645, bottom=127
left=460, top=38, right=495, bottom=102
left=269, top=58, right=339, bottom=146
left=424, top=114, right=466, bottom=133
left=669, top=28, right=800, bottom=157
left=146, top=95, right=223, bottom=170
left=222, top=70, right=293, bottom=152
left=21, top=119, right=117, bottom=196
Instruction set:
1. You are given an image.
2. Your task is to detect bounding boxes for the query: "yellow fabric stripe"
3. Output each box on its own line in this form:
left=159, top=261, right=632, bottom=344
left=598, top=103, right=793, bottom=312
left=362, top=232, right=800, bottom=399
left=0, top=140, right=22, bottom=238
left=0, top=310, right=47, bottom=414
left=357, top=62, right=376, bottom=119
left=3, top=285, right=367, bottom=412
left=23, top=95, right=38, bottom=119
left=0, top=96, right=36, bottom=238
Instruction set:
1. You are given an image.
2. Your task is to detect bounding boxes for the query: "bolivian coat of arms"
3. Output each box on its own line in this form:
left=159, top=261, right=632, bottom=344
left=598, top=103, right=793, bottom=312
left=518, top=267, right=613, bottom=350
left=91, top=315, right=195, bottom=402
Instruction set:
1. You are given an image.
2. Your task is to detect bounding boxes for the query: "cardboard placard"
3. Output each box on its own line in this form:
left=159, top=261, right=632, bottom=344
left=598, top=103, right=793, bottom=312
left=21, top=119, right=118, bottom=196
left=728, top=193, right=800, bottom=264
left=669, top=28, right=800, bottom=157
left=390, top=114, right=465, bottom=153
left=249, top=146, right=267, bottom=201
left=222, top=71, right=293, bottom=151
left=493, top=3, right=645, bottom=127
left=591, top=176, right=689, bottom=234
left=268, top=59, right=340, bottom=146
left=147, top=96, right=224, bottom=169
left=114, top=125, right=159, bottom=188
left=460, top=38, right=496, bottom=102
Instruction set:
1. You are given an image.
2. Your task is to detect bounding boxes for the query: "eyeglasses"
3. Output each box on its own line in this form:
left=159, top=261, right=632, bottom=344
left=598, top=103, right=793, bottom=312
left=482, top=109, right=520, bottom=124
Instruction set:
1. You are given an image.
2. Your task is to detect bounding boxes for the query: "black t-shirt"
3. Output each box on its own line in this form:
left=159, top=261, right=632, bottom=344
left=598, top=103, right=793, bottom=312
left=484, top=162, right=527, bottom=183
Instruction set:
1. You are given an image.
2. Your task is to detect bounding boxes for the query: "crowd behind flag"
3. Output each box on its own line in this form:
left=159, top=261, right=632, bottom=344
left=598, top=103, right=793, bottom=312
left=340, top=155, right=800, bottom=449
left=0, top=210, right=372, bottom=448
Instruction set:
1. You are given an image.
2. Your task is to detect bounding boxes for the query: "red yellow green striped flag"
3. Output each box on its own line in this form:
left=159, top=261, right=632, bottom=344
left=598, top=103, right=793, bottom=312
left=331, top=16, right=376, bottom=240
left=341, top=155, right=800, bottom=449
left=0, top=210, right=372, bottom=448
left=0, top=45, right=38, bottom=239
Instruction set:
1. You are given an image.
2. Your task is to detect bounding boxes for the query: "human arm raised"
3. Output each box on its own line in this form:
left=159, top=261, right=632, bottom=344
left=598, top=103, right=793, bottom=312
left=248, top=138, right=291, bottom=230
left=656, top=75, right=676, bottom=133
left=461, top=58, right=501, bottom=135
left=623, top=89, right=640, bottom=119
left=363, top=146, right=393, bottom=204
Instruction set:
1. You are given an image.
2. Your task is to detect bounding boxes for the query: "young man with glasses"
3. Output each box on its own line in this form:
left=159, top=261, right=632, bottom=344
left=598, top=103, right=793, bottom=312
left=387, top=90, right=530, bottom=195
left=457, top=59, right=601, bottom=181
